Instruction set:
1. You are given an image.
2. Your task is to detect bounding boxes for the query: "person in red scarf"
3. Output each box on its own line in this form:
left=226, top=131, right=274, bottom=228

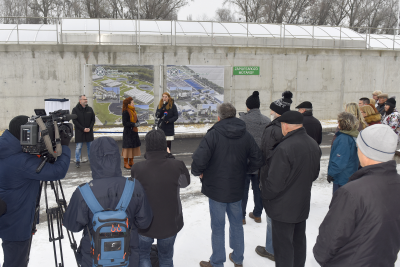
left=122, top=97, right=141, bottom=169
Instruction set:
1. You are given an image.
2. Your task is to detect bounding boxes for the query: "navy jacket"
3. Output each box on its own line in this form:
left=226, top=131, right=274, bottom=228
left=191, top=117, right=263, bottom=203
left=328, top=131, right=359, bottom=186
left=156, top=101, right=179, bottom=136
left=0, top=130, right=71, bottom=241
left=63, top=137, right=153, bottom=267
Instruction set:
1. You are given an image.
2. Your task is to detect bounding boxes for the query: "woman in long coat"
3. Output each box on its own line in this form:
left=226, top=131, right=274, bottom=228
left=156, top=92, right=179, bottom=152
left=122, top=97, right=141, bottom=169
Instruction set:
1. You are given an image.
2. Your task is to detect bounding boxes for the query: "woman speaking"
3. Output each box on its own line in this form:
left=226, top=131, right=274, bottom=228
left=156, top=92, right=178, bottom=151
left=122, top=97, right=141, bottom=169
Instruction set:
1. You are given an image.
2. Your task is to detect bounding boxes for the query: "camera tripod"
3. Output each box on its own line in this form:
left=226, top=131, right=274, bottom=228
left=27, top=180, right=79, bottom=267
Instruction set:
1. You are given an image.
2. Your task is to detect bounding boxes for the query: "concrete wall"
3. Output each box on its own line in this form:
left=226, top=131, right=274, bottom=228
left=0, top=44, right=399, bottom=130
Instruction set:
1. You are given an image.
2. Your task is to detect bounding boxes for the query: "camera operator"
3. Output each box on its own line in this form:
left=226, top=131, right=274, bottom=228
left=156, top=92, right=178, bottom=152
left=0, top=115, right=71, bottom=267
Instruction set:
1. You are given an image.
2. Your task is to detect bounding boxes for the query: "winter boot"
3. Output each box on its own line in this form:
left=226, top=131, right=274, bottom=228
left=255, top=246, right=275, bottom=261
left=124, top=158, right=131, bottom=169
left=229, top=253, right=243, bottom=267
left=128, top=158, right=134, bottom=167
left=249, top=212, right=261, bottom=223
left=199, top=261, right=212, bottom=267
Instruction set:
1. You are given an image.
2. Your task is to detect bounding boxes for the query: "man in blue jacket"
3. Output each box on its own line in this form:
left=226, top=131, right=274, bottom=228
left=63, top=137, right=153, bottom=267
left=0, top=115, right=71, bottom=267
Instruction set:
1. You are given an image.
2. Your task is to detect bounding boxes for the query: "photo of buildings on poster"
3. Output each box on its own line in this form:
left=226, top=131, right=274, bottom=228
left=166, top=65, right=224, bottom=123
left=92, top=65, right=154, bottom=126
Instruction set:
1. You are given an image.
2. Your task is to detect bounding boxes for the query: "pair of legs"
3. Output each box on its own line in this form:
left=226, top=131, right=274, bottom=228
left=75, top=142, right=91, bottom=162
left=138, top=234, right=177, bottom=267
left=209, top=198, right=244, bottom=267
left=272, top=219, right=307, bottom=267
left=242, top=173, right=263, bottom=219
left=2, top=239, right=30, bottom=267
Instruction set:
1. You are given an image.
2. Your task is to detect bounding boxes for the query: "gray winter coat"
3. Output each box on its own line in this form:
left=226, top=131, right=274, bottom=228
left=239, top=109, right=271, bottom=148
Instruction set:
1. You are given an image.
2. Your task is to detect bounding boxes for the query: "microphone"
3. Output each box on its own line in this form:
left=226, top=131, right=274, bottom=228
left=161, top=111, right=168, bottom=120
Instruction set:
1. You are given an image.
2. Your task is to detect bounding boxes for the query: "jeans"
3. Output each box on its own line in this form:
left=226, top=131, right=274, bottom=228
left=75, top=142, right=91, bottom=162
left=2, top=239, right=30, bottom=267
left=272, top=219, right=307, bottom=267
left=242, top=173, right=263, bottom=218
left=265, top=215, right=274, bottom=255
left=333, top=183, right=342, bottom=194
left=209, top=198, right=244, bottom=267
left=138, top=234, right=177, bottom=267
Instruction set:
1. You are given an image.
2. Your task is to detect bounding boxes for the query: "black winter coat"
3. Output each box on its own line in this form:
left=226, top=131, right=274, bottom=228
left=72, top=103, right=96, bottom=143
left=260, top=119, right=283, bottom=181
left=191, top=117, right=264, bottom=203
left=122, top=110, right=141, bottom=149
left=63, top=137, right=153, bottom=267
left=302, top=111, right=322, bottom=145
left=313, top=160, right=400, bottom=267
left=156, top=102, right=179, bottom=136
left=261, top=127, right=321, bottom=223
left=131, top=150, right=190, bottom=239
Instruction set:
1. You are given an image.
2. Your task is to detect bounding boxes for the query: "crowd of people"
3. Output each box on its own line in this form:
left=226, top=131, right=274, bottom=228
left=0, top=89, right=400, bottom=267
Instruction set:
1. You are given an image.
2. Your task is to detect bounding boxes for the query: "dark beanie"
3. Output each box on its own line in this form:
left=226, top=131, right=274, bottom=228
left=295, top=101, right=312, bottom=109
left=246, top=91, right=260, bottom=109
left=145, top=129, right=167, bottom=152
left=270, top=91, right=293, bottom=115
left=385, top=98, right=396, bottom=108
left=277, top=111, right=304, bottom=124
left=9, top=115, right=29, bottom=140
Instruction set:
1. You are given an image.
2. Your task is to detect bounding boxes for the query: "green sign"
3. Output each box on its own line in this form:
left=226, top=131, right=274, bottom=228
left=233, top=66, right=260, bottom=75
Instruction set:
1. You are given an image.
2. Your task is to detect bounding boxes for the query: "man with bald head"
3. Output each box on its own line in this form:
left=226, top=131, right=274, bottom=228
left=260, top=111, right=321, bottom=267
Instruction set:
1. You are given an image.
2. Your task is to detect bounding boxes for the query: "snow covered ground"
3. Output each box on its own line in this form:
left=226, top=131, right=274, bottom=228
left=1, top=159, right=400, bottom=267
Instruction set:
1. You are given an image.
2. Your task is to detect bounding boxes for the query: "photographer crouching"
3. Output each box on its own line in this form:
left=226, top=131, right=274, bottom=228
left=0, top=115, right=71, bottom=267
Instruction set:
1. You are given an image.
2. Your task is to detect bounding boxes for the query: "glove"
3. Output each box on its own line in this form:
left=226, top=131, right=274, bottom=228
left=134, top=122, right=140, bottom=127
left=60, top=132, right=71, bottom=146
left=327, top=175, right=334, bottom=183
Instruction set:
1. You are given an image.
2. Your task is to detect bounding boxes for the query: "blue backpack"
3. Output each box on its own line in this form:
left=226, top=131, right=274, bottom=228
left=79, top=178, right=135, bottom=267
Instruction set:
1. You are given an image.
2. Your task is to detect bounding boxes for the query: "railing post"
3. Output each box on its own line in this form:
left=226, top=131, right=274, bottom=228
left=393, top=28, right=395, bottom=50
left=171, top=20, right=173, bottom=46
left=16, top=23, right=19, bottom=44
left=211, top=21, right=213, bottom=46
left=312, top=25, right=314, bottom=48
left=56, top=17, right=59, bottom=44
left=283, top=24, right=285, bottom=48
left=98, top=18, right=101, bottom=45
left=339, top=26, right=342, bottom=49
left=175, top=20, right=176, bottom=46
left=247, top=22, right=249, bottom=47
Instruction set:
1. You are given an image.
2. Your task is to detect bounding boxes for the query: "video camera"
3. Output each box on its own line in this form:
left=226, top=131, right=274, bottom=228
left=20, top=109, right=76, bottom=170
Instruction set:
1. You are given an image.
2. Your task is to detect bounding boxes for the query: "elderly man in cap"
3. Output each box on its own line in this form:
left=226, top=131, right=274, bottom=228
left=372, top=90, right=382, bottom=108
left=260, top=111, right=321, bottom=267
left=314, top=124, right=400, bottom=267
left=376, top=93, right=388, bottom=116
left=296, top=101, right=322, bottom=145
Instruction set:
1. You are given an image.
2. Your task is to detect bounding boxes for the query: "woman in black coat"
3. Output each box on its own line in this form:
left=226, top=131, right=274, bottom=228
left=156, top=92, right=179, bottom=151
left=122, top=97, right=141, bottom=169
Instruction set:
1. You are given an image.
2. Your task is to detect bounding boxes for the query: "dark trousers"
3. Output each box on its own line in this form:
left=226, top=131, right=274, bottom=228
left=272, top=219, right=307, bottom=267
left=2, top=239, right=30, bottom=267
left=241, top=173, right=263, bottom=218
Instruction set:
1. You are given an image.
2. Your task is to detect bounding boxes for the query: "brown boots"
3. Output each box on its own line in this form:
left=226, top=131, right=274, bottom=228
left=124, top=158, right=131, bottom=169
left=128, top=158, right=134, bottom=167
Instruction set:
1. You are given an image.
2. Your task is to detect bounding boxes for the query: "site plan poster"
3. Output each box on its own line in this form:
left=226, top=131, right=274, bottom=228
left=166, top=65, right=225, bottom=123
left=92, top=65, right=155, bottom=126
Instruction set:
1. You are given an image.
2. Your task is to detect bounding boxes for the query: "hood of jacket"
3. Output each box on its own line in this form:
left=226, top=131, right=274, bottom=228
left=338, top=129, right=359, bottom=138
left=209, top=117, right=246, bottom=139
left=90, top=137, right=122, bottom=179
left=364, top=113, right=381, bottom=124
left=0, top=130, right=22, bottom=159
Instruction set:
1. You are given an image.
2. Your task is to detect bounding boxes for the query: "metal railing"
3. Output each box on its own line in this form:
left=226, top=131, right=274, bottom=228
left=1, top=16, right=400, bottom=50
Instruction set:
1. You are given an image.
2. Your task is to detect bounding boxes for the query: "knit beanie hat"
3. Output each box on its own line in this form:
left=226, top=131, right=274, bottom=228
left=8, top=115, right=29, bottom=140
left=385, top=98, right=396, bottom=108
left=246, top=91, right=260, bottom=109
left=270, top=91, right=293, bottom=115
left=356, top=124, right=398, bottom=162
left=145, top=129, right=167, bottom=152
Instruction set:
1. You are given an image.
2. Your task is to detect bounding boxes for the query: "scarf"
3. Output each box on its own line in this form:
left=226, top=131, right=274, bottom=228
left=127, top=105, right=138, bottom=132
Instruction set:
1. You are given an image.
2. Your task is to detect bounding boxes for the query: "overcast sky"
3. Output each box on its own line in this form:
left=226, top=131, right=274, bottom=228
left=177, top=0, right=233, bottom=21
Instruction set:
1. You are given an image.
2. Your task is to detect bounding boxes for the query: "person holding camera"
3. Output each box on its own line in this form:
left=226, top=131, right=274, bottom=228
left=122, top=97, right=141, bottom=170
left=0, top=115, right=71, bottom=267
left=156, top=92, right=178, bottom=152
left=72, top=95, right=95, bottom=168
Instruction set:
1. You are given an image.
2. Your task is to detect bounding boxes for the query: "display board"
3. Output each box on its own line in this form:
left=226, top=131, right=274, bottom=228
left=166, top=65, right=225, bottom=123
left=92, top=65, right=155, bottom=126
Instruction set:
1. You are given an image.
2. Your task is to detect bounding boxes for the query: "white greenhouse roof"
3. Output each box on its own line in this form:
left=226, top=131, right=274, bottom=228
left=0, top=18, right=399, bottom=50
